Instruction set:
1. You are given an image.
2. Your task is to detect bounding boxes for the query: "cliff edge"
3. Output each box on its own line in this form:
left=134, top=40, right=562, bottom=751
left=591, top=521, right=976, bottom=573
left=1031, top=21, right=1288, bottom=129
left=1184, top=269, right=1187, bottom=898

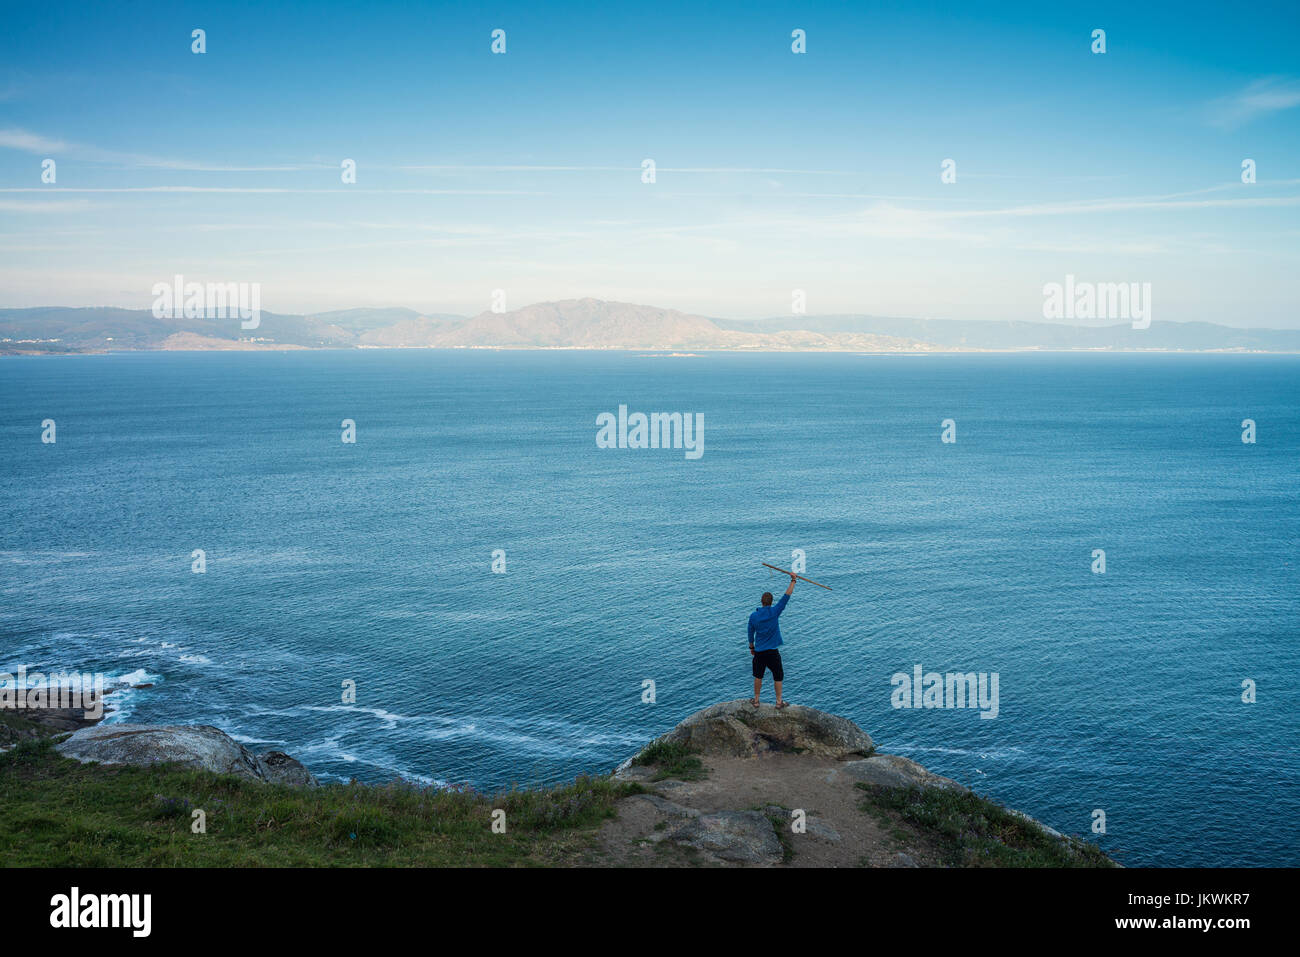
left=2, top=698, right=1114, bottom=867
left=600, top=699, right=1112, bottom=867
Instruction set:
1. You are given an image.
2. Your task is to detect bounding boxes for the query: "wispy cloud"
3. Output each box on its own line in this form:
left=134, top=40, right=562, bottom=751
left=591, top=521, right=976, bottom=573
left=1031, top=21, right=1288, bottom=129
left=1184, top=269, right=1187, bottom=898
left=0, top=136, right=853, bottom=175
left=0, top=128, right=70, bottom=153
left=117, top=158, right=314, bottom=172
left=0, top=198, right=92, bottom=212
left=947, top=193, right=1300, bottom=218
left=398, top=164, right=852, bottom=174
left=0, top=126, right=319, bottom=170
left=1207, top=76, right=1300, bottom=128
left=0, top=187, right=544, bottom=195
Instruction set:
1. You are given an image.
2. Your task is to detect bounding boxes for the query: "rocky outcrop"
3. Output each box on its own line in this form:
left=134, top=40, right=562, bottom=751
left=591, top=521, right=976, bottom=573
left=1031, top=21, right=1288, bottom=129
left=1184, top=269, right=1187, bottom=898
left=253, top=749, right=316, bottom=787
left=6, top=698, right=110, bottom=735
left=0, top=687, right=124, bottom=746
left=834, top=754, right=969, bottom=792
left=609, top=701, right=1107, bottom=866
left=55, top=724, right=316, bottom=786
left=617, top=699, right=874, bottom=770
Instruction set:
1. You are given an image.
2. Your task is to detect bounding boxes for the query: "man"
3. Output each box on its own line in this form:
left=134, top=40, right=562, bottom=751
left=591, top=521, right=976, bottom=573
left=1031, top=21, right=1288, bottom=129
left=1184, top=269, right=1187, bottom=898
left=748, top=572, right=796, bottom=707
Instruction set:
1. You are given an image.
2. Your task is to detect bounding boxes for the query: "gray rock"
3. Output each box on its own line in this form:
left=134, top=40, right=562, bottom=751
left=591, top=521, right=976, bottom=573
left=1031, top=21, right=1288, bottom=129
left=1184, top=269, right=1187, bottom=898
left=804, top=816, right=841, bottom=843
left=760, top=805, right=840, bottom=843
left=1, top=690, right=115, bottom=737
left=626, top=699, right=874, bottom=763
left=838, top=754, right=969, bottom=792
left=892, top=852, right=919, bottom=868
left=55, top=724, right=316, bottom=786
left=254, top=750, right=316, bottom=787
left=611, top=758, right=653, bottom=781
left=668, top=810, right=784, bottom=865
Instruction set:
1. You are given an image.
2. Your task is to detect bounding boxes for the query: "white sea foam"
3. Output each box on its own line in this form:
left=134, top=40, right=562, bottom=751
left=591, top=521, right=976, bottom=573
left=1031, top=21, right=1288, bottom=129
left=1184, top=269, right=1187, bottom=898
left=228, top=732, right=288, bottom=746
left=302, top=704, right=408, bottom=728
left=93, top=669, right=163, bottom=724
left=898, top=744, right=1026, bottom=760
left=296, top=737, right=361, bottom=764
left=114, top=669, right=155, bottom=686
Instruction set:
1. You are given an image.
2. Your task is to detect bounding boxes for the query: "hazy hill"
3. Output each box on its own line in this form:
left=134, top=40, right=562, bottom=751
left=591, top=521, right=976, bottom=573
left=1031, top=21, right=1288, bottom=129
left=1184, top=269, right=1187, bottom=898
left=716, top=314, right=1300, bottom=352
left=0, top=306, right=464, bottom=352
left=436, top=298, right=729, bottom=349
left=0, top=306, right=357, bottom=352
left=293, top=308, right=464, bottom=348
left=434, top=298, right=923, bottom=351
left=2, top=300, right=1297, bottom=354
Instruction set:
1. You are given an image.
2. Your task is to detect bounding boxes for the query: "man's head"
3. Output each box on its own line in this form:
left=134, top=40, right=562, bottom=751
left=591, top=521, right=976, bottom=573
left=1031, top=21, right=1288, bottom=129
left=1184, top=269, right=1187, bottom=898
left=761, top=592, right=773, bottom=607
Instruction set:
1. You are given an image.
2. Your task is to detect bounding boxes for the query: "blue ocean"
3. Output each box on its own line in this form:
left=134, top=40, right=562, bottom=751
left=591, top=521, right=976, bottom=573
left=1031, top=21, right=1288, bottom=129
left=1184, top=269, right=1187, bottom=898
left=2, top=350, right=1297, bottom=867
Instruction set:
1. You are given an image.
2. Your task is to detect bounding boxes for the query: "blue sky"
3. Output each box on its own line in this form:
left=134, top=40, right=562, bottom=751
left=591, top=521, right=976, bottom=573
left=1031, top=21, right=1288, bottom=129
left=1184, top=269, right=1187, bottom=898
left=1, top=0, right=1298, bottom=324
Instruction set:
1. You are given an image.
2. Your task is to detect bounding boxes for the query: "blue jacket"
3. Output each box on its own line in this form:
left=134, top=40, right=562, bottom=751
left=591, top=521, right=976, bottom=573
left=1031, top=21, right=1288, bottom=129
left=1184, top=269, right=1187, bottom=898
left=748, top=593, right=790, bottom=652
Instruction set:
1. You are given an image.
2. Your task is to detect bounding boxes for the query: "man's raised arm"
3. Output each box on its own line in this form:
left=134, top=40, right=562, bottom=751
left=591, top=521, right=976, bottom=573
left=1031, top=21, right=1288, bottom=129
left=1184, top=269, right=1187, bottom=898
left=773, top=574, right=795, bottom=614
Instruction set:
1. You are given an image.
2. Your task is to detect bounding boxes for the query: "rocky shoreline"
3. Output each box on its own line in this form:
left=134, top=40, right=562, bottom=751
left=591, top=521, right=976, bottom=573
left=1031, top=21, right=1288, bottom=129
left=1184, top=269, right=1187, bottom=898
left=6, top=692, right=1109, bottom=865
left=0, top=687, right=122, bottom=746
left=3, top=684, right=315, bottom=787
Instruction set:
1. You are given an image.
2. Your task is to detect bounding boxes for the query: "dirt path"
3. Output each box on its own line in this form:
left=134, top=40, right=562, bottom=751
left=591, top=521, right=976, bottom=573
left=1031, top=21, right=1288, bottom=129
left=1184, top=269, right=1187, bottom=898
left=595, top=752, right=946, bottom=867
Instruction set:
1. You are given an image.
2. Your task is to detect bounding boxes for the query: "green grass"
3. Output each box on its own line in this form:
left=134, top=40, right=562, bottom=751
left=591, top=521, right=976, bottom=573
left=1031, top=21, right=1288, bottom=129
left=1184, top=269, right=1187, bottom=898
left=630, top=740, right=706, bottom=781
left=857, top=783, right=1116, bottom=868
left=0, top=737, right=644, bottom=867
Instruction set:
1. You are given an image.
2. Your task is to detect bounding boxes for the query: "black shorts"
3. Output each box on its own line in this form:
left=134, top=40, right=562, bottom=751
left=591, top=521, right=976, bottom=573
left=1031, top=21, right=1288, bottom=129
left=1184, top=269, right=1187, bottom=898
left=752, top=649, right=784, bottom=681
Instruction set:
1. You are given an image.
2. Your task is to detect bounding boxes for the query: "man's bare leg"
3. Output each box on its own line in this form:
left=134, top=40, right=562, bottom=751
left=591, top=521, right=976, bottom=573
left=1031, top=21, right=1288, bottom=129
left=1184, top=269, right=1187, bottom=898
left=752, top=677, right=762, bottom=706
left=774, top=680, right=786, bottom=708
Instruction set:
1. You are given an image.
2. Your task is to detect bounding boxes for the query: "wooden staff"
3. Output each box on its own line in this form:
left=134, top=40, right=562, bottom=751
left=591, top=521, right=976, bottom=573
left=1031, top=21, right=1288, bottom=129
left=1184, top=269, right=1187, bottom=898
left=761, top=562, right=832, bottom=590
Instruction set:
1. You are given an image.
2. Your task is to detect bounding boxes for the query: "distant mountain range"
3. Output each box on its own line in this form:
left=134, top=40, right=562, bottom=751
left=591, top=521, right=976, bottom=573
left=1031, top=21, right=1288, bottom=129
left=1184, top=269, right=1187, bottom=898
left=3, top=299, right=1298, bottom=354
